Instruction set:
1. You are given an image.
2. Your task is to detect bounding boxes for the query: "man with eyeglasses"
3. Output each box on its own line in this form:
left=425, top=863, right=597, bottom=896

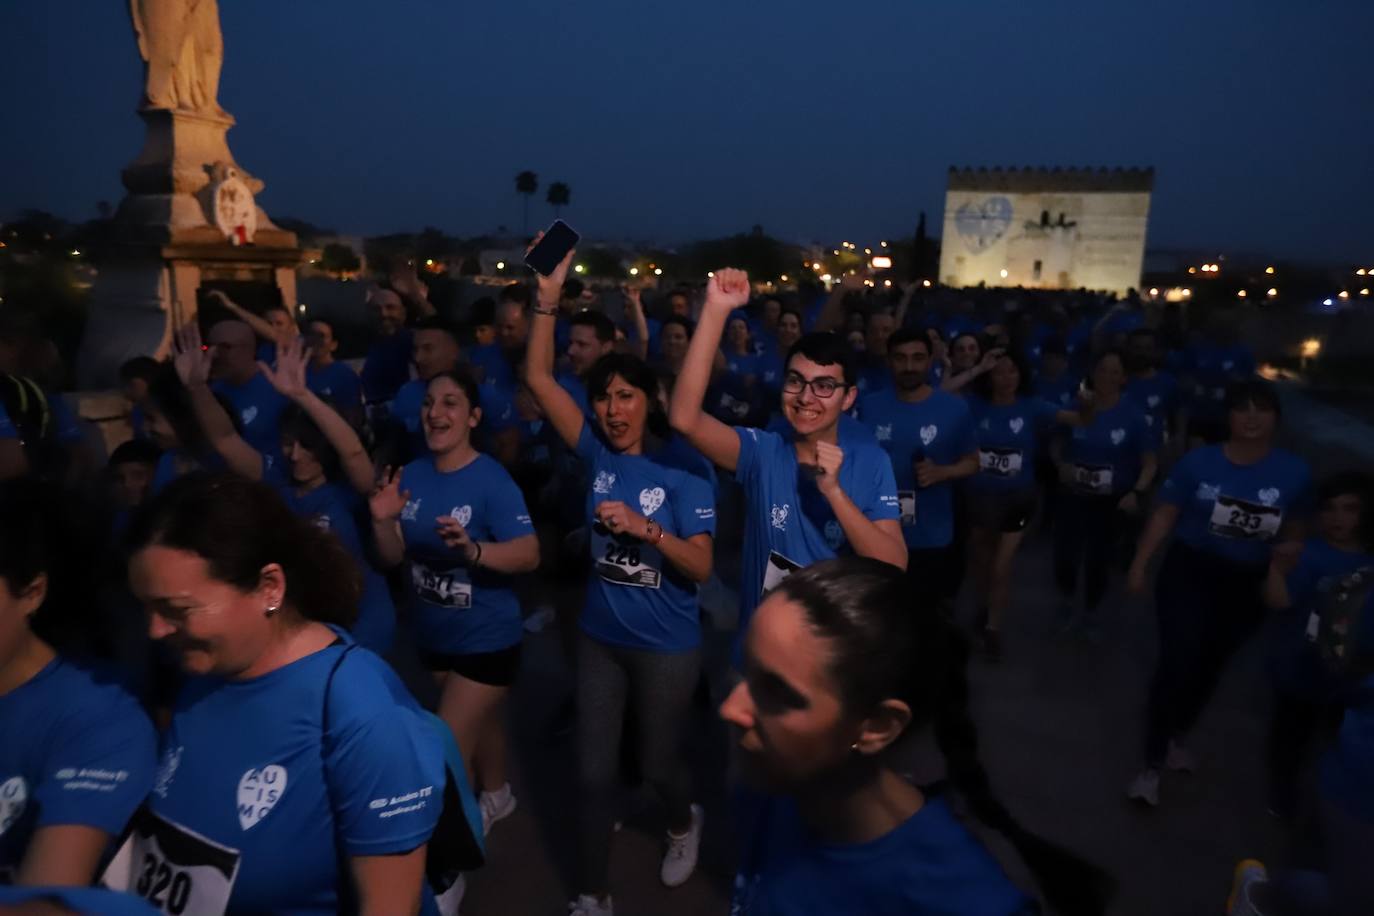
left=669, top=269, right=906, bottom=651
left=855, top=328, right=978, bottom=607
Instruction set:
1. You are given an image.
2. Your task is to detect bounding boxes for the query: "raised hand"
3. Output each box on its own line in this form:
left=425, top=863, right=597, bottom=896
left=435, top=515, right=479, bottom=563
left=915, top=458, right=942, bottom=489
left=389, top=260, right=429, bottom=303
left=704, top=268, right=750, bottom=314
left=977, top=347, right=1006, bottom=375
left=839, top=273, right=865, bottom=292
left=595, top=500, right=650, bottom=540
left=622, top=283, right=644, bottom=312
left=260, top=336, right=312, bottom=401
left=369, top=466, right=411, bottom=521
left=813, top=440, right=845, bottom=495
left=528, top=231, right=576, bottom=305
left=172, top=323, right=212, bottom=387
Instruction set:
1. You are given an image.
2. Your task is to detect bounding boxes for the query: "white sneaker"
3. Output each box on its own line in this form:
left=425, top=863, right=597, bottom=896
left=1126, top=768, right=1160, bottom=807
left=660, top=804, right=704, bottom=887
left=480, top=784, right=517, bottom=837
left=568, top=893, right=613, bottom=916
left=1226, top=859, right=1269, bottom=916
left=1165, top=740, right=1196, bottom=773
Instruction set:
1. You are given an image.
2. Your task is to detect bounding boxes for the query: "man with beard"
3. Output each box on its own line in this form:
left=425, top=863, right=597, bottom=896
left=856, top=329, right=978, bottom=606
left=360, top=288, right=415, bottom=409
left=670, top=269, right=905, bottom=654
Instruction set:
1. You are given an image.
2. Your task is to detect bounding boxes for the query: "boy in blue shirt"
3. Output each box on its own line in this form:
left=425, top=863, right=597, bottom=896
left=669, top=269, right=906, bottom=648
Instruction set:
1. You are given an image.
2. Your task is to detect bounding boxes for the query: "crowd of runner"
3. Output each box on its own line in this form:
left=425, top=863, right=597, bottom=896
left=1, top=241, right=1372, bottom=916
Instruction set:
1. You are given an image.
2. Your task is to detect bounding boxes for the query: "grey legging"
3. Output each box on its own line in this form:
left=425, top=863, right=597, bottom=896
left=576, top=632, right=701, bottom=894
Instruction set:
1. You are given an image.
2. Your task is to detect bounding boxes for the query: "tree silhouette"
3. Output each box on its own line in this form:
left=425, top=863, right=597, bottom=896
left=515, top=171, right=538, bottom=234
left=547, top=181, right=571, bottom=217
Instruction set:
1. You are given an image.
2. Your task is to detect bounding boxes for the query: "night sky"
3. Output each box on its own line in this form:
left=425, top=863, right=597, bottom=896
left=2, top=0, right=1370, bottom=262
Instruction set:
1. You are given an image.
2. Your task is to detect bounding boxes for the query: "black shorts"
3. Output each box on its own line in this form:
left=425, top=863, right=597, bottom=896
left=968, top=488, right=1037, bottom=534
left=421, top=642, right=522, bottom=687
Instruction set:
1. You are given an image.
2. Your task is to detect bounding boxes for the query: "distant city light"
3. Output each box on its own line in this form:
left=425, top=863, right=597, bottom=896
left=629, top=267, right=639, bottom=276
left=574, top=264, right=586, bottom=274
left=864, top=279, right=875, bottom=287
left=833, top=249, right=840, bottom=255
left=1182, top=288, right=1192, bottom=297
left=1188, top=267, right=1197, bottom=274
left=1267, top=288, right=1278, bottom=297
left=880, top=241, right=888, bottom=248
left=922, top=279, right=932, bottom=288
left=1149, top=288, right=1159, bottom=296
left=1266, top=266, right=1276, bottom=274
left=1323, top=298, right=1334, bottom=306
left=1357, top=268, right=1366, bottom=276
left=425, top=259, right=434, bottom=266
left=883, top=279, right=893, bottom=287
left=653, top=268, right=663, bottom=276
left=780, top=274, right=789, bottom=282
left=820, top=273, right=833, bottom=282
left=813, top=263, right=822, bottom=271
left=496, top=261, right=505, bottom=270
left=707, top=271, right=714, bottom=278
left=1339, top=290, right=1349, bottom=299
left=1361, top=288, right=1370, bottom=296
left=864, top=248, right=872, bottom=255
left=999, top=268, right=1009, bottom=279
left=1237, top=289, right=1247, bottom=298
left=70, top=249, right=81, bottom=256
left=1301, top=338, right=1322, bottom=358
left=870, top=256, right=893, bottom=269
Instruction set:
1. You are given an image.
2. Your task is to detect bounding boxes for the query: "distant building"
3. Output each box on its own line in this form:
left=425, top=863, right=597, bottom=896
left=938, top=166, right=1153, bottom=296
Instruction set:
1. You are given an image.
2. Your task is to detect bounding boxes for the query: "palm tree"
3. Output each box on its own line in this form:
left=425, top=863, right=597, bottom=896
left=547, top=182, right=571, bottom=218
left=515, top=171, right=538, bottom=233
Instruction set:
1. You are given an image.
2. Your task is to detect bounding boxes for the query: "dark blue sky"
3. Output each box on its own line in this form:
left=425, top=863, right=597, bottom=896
left=2, top=1, right=1371, bottom=262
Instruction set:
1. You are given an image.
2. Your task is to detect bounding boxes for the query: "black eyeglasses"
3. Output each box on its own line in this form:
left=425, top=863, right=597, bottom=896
left=782, top=372, right=847, bottom=398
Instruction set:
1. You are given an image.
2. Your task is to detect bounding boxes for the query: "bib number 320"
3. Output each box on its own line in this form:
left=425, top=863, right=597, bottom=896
left=137, top=854, right=193, bottom=914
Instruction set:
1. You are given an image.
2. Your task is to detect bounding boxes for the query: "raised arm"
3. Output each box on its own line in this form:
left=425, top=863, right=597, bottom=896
left=260, top=338, right=374, bottom=495
left=812, top=441, right=908, bottom=570
left=174, top=324, right=264, bottom=481
left=623, top=284, right=650, bottom=361
left=942, top=347, right=1004, bottom=393
left=668, top=269, right=750, bottom=471
left=812, top=273, right=864, bottom=333
left=524, top=238, right=587, bottom=450
left=893, top=281, right=919, bottom=330
left=368, top=467, right=410, bottom=569
left=205, top=289, right=293, bottom=348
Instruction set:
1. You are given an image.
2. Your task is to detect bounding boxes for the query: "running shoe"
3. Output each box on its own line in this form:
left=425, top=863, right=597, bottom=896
left=1126, top=768, right=1160, bottom=807
left=568, top=894, right=613, bottom=916
left=1165, top=740, right=1196, bottom=773
left=660, top=804, right=704, bottom=887
left=1226, top=859, right=1269, bottom=916
left=480, top=784, right=517, bottom=836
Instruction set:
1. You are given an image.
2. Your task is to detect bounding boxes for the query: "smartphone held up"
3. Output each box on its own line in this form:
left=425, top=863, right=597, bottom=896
left=525, top=220, right=580, bottom=277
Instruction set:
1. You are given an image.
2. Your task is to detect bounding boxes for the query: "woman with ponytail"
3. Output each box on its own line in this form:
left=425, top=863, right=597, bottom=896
left=722, top=556, right=1113, bottom=916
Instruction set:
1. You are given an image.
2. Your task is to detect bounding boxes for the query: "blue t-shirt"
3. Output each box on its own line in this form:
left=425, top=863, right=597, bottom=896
left=0, top=887, right=159, bottom=915
left=398, top=454, right=534, bottom=654
left=271, top=476, right=396, bottom=654
left=1159, top=445, right=1313, bottom=566
left=466, top=343, right=515, bottom=393
left=150, top=449, right=240, bottom=496
left=734, top=425, right=901, bottom=635
left=853, top=357, right=890, bottom=397
left=1032, top=370, right=1081, bottom=411
left=1062, top=398, right=1157, bottom=498
left=1125, top=371, right=1179, bottom=440
left=141, top=637, right=444, bottom=916
left=731, top=792, right=1035, bottom=916
left=575, top=426, right=717, bottom=652
left=1270, top=539, right=1374, bottom=699
left=0, top=393, right=83, bottom=446
left=1320, top=671, right=1374, bottom=823
left=211, top=373, right=290, bottom=465
left=857, top=389, right=976, bottom=550
left=1185, top=343, right=1255, bottom=418
left=968, top=396, right=1062, bottom=494
left=361, top=329, right=414, bottom=405
left=0, top=658, right=156, bottom=882
left=305, top=362, right=363, bottom=414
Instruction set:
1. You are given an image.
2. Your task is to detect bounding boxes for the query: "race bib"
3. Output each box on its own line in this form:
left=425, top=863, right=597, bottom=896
left=979, top=448, right=1023, bottom=478
left=411, top=561, right=473, bottom=609
left=1208, top=495, right=1282, bottom=540
left=593, top=531, right=662, bottom=589
left=898, top=490, right=916, bottom=527
left=102, top=807, right=241, bottom=916
left=762, top=551, right=803, bottom=596
left=1073, top=464, right=1113, bottom=494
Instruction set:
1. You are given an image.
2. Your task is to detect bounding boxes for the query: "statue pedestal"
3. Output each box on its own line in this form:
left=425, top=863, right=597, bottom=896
left=77, top=107, right=300, bottom=387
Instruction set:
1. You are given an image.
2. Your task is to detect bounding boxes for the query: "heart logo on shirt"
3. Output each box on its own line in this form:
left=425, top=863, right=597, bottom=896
left=824, top=520, right=844, bottom=549
left=876, top=424, right=893, bottom=442
left=639, top=487, right=666, bottom=517
left=1110, top=428, right=1126, bottom=445
left=237, top=765, right=288, bottom=830
left=1009, top=417, right=1024, bottom=434
left=241, top=406, right=259, bottom=426
left=1258, top=488, right=1281, bottom=506
left=920, top=425, right=938, bottom=446
left=1147, top=395, right=1161, bottom=408
left=0, top=776, right=29, bottom=836
left=450, top=505, right=473, bottom=528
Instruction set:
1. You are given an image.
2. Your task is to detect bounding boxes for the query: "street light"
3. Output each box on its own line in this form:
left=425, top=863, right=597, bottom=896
left=496, top=261, right=505, bottom=270
left=574, top=264, right=586, bottom=274
left=1149, top=288, right=1159, bottom=296
left=870, top=256, right=892, bottom=269
left=629, top=267, right=639, bottom=276
left=654, top=268, right=663, bottom=276
left=1265, top=266, right=1275, bottom=274
left=1301, top=338, right=1322, bottom=359
left=1339, top=290, right=1349, bottom=299
left=1237, top=290, right=1247, bottom=298
left=780, top=274, right=789, bottom=282
left=922, top=279, right=932, bottom=288
left=1267, top=288, right=1278, bottom=297
left=999, top=269, right=1009, bottom=279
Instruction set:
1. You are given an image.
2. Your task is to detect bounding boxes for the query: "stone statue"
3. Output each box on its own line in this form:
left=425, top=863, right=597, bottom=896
left=128, top=0, right=226, bottom=115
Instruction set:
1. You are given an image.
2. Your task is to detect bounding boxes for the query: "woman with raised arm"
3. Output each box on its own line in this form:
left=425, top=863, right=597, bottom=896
left=724, top=557, right=1112, bottom=916
left=368, top=366, right=539, bottom=840
left=526, top=240, right=717, bottom=916
left=172, top=326, right=395, bottom=652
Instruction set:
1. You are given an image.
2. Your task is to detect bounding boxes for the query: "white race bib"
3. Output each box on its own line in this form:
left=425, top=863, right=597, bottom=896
left=411, top=561, right=473, bottom=609
left=1072, top=464, right=1113, bottom=494
left=898, top=490, right=917, bottom=527
left=762, top=551, right=803, bottom=596
left=1208, top=495, right=1282, bottom=541
left=593, top=532, right=662, bottom=589
left=979, top=448, right=1024, bottom=478
left=102, top=808, right=241, bottom=916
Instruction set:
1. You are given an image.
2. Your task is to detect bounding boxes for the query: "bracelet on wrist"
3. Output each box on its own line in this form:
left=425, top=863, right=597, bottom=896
left=533, top=305, right=558, bottom=317
left=470, top=541, right=483, bottom=567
